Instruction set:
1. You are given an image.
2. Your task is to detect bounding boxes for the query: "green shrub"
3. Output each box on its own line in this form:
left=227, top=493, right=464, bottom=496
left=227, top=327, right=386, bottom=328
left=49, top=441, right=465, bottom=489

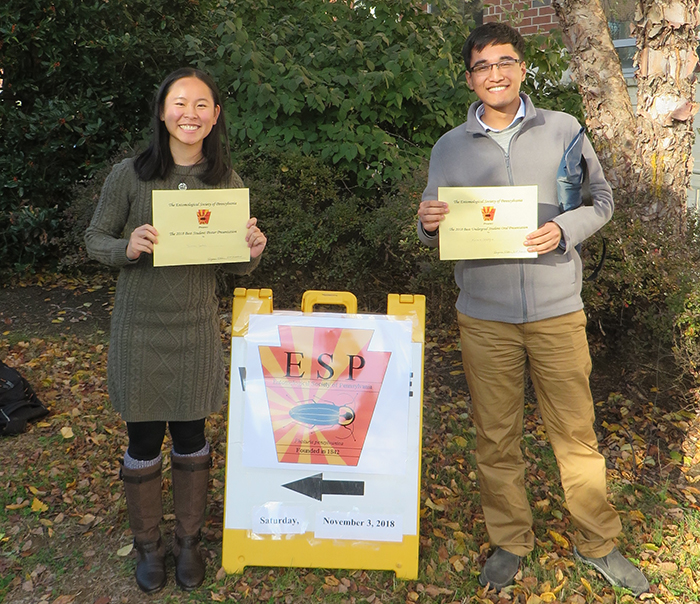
left=0, top=0, right=212, bottom=271
left=522, top=32, right=585, bottom=123
left=58, top=150, right=135, bottom=273
left=583, top=210, right=700, bottom=361
left=186, top=0, right=581, bottom=192
left=227, top=148, right=457, bottom=319
left=185, top=0, right=474, bottom=191
left=674, top=284, right=700, bottom=481
left=675, top=285, right=700, bottom=381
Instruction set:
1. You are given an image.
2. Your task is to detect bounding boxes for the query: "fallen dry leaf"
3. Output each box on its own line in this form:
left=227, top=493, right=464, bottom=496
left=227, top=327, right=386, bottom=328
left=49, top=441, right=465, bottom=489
left=424, top=497, right=445, bottom=511
left=629, top=509, right=646, bottom=522
left=6, top=500, right=30, bottom=510
left=658, top=561, right=678, bottom=573
left=548, top=529, right=570, bottom=549
left=425, top=585, right=454, bottom=596
left=580, top=576, right=594, bottom=596
left=449, top=555, right=464, bottom=572
left=31, top=498, right=48, bottom=513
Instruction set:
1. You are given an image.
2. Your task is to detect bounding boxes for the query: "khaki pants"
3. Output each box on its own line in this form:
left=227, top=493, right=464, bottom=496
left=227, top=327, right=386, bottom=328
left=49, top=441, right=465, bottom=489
left=458, top=310, right=621, bottom=558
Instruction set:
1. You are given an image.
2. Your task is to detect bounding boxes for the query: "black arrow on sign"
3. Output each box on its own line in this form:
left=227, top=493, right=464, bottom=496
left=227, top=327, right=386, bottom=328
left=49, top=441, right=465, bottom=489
left=282, top=473, right=365, bottom=501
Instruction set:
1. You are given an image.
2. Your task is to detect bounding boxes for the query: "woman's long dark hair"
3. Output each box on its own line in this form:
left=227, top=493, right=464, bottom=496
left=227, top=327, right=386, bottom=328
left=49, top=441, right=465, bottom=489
left=134, top=68, right=231, bottom=185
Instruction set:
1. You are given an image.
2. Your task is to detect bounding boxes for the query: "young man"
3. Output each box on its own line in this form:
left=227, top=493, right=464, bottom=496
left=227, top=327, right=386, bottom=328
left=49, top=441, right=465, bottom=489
left=418, top=22, right=649, bottom=596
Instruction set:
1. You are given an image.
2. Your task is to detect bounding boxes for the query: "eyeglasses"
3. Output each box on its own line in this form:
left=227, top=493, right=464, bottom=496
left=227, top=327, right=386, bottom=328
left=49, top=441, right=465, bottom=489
left=469, top=58, right=523, bottom=76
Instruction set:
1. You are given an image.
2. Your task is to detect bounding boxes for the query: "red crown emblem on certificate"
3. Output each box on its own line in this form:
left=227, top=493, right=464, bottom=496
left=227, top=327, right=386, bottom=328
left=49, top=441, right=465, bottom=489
left=481, top=206, right=496, bottom=221
left=197, top=209, right=212, bottom=225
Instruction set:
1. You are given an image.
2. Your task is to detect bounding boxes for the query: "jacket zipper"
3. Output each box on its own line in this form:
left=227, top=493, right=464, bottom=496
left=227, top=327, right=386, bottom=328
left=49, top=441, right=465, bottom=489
left=503, top=131, right=528, bottom=323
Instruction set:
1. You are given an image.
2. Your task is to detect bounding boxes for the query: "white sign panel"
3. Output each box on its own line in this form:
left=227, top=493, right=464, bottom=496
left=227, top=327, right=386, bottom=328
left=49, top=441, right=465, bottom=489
left=225, top=311, right=422, bottom=545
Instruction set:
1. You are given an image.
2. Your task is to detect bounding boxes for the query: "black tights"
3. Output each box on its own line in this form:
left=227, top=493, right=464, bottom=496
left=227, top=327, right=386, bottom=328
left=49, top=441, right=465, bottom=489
left=126, top=419, right=207, bottom=461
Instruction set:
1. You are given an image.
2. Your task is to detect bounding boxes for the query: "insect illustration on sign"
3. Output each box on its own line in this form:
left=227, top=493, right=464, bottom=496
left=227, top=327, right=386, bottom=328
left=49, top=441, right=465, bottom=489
left=288, top=394, right=357, bottom=440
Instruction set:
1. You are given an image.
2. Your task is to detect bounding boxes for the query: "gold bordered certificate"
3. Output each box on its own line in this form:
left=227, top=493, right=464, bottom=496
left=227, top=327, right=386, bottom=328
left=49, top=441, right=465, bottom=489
left=152, top=188, right=251, bottom=267
left=438, top=185, right=538, bottom=260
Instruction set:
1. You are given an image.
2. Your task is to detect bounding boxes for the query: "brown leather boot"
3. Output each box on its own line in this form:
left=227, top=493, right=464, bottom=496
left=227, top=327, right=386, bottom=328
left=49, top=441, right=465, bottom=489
left=121, top=459, right=166, bottom=593
left=171, top=450, right=211, bottom=590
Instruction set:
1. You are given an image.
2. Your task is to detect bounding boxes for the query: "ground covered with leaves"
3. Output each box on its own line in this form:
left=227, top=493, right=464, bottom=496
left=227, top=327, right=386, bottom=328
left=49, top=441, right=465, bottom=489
left=2, top=278, right=700, bottom=604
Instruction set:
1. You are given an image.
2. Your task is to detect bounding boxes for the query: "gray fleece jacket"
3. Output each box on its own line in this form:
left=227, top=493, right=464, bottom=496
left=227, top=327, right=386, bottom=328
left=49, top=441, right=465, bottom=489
left=419, top=94, right=613, bottom=324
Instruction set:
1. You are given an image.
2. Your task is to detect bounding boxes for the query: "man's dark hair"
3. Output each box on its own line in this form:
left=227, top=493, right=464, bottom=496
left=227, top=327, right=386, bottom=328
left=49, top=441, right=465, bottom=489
left=462, top=22, right=526, bottom=71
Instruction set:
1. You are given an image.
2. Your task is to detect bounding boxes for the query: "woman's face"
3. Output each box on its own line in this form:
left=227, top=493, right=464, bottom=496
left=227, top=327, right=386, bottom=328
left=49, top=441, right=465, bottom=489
left=160, top=76, right=220, bottom=159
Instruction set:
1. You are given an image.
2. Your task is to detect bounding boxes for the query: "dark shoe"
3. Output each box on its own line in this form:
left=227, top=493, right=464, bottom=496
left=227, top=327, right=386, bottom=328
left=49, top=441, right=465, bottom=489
left=575, top=546, right=650, bottom=596
left=479, top=547, right=521, bottom=591
left=174, top=533, right=206, bottom=589
left=134, top=537, right=167, bottom=593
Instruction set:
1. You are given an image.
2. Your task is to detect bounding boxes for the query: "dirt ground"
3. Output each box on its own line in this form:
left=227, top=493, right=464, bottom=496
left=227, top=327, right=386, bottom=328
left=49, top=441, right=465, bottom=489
left=0, top=282, right=114, bottom=338
left=1, top=280, right=690, bottom=603
left=0, top=279, right=234, bottom=604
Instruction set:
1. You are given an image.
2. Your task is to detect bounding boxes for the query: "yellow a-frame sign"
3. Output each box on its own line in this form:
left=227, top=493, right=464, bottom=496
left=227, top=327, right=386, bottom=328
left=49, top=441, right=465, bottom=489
left=222, top=289, right=425, bottom=579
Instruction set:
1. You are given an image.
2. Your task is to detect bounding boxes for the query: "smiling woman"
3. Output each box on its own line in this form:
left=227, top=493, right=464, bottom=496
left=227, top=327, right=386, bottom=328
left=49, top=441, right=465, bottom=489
left=84, top=67, right=267, bottom=595
left=160, top=77, right=221, bottom=166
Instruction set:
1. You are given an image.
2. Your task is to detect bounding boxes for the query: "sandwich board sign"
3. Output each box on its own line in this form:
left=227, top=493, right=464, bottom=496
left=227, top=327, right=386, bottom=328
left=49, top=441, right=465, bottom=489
left=222, top=289, right=425, bottom=579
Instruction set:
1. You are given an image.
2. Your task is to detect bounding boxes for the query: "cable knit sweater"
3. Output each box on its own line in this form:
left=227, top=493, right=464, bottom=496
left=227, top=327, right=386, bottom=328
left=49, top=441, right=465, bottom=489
left=85, top=158, right=260, bottom=422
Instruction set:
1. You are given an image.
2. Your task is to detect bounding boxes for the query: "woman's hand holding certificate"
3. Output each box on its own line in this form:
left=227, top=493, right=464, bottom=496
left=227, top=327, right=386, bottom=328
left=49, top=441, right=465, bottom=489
left=151, top=188, right=251, bottom=267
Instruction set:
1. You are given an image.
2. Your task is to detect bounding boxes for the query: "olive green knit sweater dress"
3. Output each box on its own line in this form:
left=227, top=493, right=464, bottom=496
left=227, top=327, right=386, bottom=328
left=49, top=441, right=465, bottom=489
left=85, top=158, right=260, bottom=422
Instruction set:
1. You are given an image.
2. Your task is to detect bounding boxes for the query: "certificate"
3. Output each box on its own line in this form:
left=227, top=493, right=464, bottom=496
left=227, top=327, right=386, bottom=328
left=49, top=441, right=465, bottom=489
left=438, top=185, right=538, bottom=260
left=152, top=188, right=250, bottom=267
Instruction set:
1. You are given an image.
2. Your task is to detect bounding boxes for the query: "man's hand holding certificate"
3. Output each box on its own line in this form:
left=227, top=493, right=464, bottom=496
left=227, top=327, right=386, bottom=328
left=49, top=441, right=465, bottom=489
left=151, top=188, right=251, bottom=267
left=437, top=186, right=538, bottom=260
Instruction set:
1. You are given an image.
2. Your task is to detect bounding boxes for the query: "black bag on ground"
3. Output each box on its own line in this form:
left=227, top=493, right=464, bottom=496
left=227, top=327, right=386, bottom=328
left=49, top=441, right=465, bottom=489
left=0, top=360, right=49, bottom=436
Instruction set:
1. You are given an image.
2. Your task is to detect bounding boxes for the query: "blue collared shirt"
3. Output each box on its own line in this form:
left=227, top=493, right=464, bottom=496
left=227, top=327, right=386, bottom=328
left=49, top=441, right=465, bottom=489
left=475, top=97, right=526, bottom=132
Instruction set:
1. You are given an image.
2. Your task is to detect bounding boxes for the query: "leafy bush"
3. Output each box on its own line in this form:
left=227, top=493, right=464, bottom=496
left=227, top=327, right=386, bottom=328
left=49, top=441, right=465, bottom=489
left=184, top=0, right=473, bottom=191
left=674, top=283, right=700, bottom=481
left=186, top=0, right=581, bottom=191
left=583, top=209, right=700, bottom=360
left=229, top=149, right=457, bottom=318
left=522, top=32, right=585, bottom=123
left=676, top=288, right=700, bottom=379
left=0, top=0, right=211, bottom=271
left=2, top=0, right=582, bottom=287
left=58, top=150, right=135, bottom=273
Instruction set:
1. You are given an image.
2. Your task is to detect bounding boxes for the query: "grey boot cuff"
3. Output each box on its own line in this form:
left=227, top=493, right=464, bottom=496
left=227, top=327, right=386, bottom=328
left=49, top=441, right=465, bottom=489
left=171, top=442, right=210, bottom=459
left=124, top=451, right=162, bottom=470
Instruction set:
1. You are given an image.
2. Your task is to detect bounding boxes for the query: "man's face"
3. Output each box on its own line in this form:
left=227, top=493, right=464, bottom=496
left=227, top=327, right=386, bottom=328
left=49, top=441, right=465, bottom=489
left=465, top=43, right=526, bottom=114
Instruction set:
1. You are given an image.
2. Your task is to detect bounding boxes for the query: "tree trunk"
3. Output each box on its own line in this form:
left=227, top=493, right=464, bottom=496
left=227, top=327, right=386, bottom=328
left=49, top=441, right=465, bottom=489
left=552, top=0, right=699, bottom=230
left=551, top=0, right=639, bottom=190
left=634, top=0, right=699, bottom=227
